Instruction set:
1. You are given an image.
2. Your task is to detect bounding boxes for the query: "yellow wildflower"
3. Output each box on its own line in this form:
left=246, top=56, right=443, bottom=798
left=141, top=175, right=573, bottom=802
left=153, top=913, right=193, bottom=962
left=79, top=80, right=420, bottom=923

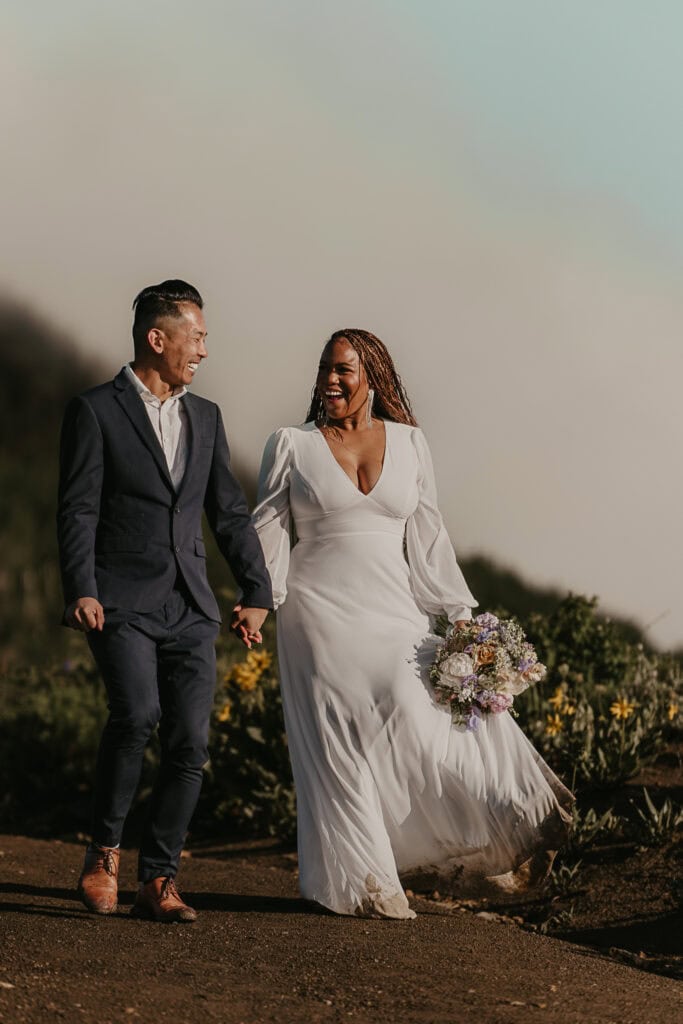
left=561, top=703, right=577, bottom=716
left=668, top=702, right=679, bottom=722
left=216, top=701, right=232, bottom=722
left=548, top=686, right=566, bottom=710
left=610, top=697, right=636, bottom=720
left=245, top=649, right=273, bottom=672
left=225, top=648, right=273, bottom=692
left=230, top=663, right=260, bottom=691
left=545, top=713, right=563, bottom=736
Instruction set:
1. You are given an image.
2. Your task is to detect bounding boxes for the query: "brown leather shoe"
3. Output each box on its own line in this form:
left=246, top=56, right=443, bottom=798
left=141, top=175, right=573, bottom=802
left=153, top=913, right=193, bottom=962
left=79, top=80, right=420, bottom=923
left=78, top=844, right=120, bottom=915
left=131, top=876, right=197, bottom=923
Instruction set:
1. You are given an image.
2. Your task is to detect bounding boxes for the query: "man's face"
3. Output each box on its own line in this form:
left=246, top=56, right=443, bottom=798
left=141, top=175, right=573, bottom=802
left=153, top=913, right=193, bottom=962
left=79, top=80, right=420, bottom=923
left=154, top=302, right=208, bottom=388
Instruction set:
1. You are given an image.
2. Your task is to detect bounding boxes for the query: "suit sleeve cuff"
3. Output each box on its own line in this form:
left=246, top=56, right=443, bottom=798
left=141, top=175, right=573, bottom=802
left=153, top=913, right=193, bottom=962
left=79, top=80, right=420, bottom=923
left=239, top=587, right=275, bottom=611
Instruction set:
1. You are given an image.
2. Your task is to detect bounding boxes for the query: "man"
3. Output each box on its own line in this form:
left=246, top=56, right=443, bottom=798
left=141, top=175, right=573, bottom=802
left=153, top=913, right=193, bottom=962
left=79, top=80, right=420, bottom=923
left=57, top=280, right=272, bottom=922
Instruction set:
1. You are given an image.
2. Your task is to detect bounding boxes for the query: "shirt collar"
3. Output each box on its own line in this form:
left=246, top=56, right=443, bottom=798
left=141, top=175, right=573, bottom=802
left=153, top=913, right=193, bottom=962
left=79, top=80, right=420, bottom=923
left=124, top=364, right=187, bottom=403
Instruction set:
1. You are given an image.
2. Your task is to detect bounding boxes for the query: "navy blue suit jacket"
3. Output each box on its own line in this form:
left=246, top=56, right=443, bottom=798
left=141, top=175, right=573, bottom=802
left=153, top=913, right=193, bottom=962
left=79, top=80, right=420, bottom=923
left=57, top=368, right=272, bottom=622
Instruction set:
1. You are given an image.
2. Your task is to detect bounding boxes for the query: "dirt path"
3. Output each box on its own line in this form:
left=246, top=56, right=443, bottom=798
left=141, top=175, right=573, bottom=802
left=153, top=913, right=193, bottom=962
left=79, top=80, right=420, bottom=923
left=0, top=836, right=680, bottom=1024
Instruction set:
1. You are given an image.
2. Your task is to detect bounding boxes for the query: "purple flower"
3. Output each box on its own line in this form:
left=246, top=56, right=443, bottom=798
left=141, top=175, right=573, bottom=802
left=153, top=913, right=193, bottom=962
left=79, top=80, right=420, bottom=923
left=487, top=693, right=514, bottom=714
left=475, top=613, right=499, bottom=629
left=466, top=707, right=482, bottom=732
left=476, top=628, right=501, bottom=644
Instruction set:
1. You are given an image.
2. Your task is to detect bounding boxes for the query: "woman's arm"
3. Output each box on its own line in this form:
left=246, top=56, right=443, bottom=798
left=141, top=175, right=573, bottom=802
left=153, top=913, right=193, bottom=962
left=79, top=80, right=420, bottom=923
left=250, top=427, right=294, bottom=610
left=405, top=427, right=477, bottom=624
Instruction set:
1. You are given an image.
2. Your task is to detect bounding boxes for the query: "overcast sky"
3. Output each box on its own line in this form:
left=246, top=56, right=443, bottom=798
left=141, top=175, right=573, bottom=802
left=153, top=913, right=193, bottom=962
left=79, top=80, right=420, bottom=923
left=3, top=1, right=682, bottom=648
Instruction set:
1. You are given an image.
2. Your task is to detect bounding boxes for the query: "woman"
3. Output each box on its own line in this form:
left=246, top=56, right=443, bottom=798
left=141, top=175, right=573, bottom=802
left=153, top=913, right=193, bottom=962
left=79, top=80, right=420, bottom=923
left=252, top=329, right=572, bottom=919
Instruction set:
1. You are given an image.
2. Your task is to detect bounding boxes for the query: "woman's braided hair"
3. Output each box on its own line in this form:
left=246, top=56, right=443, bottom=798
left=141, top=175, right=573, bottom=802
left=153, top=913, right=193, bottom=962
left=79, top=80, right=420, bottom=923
left=305, top=329, right=418, bottom=426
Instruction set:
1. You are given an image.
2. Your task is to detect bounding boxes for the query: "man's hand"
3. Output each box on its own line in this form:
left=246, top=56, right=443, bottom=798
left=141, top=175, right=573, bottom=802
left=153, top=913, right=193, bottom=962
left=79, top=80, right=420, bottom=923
left=65, top=597, right=105, bottom=632
left=231, top=605, right=269, bottom=648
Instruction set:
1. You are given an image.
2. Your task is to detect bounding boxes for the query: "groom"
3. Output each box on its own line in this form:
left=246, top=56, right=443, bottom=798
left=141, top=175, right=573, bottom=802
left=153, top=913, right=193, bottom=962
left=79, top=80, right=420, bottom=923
left=57, top=280, right=272, bottom=922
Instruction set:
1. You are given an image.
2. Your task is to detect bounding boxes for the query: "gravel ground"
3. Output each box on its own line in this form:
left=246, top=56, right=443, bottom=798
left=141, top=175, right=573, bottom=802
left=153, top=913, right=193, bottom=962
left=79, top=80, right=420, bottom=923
left=0, top=836, right=680, bottom=1024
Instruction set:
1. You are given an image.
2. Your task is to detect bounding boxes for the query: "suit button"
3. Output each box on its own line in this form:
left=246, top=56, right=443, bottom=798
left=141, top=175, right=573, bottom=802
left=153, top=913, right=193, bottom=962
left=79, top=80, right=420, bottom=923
left=174, top=506, right=180, bottom=514
left=174, top=545, right=180, bottom=553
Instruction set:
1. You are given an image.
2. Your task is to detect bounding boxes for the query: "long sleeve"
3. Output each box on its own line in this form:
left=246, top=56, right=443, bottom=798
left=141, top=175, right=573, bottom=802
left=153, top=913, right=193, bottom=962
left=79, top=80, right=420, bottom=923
left=204, top=407, right=273, bottom=609
left=405, top=428, right=477, bottom=623
left=56, top=396, right=104, bottom=606
left=251, top=428, right=293, bottom=610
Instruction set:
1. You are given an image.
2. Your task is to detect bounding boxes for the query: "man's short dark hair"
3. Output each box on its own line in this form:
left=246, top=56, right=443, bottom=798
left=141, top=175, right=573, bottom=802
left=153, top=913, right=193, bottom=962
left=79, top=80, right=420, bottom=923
left=132, top=279, right=203, bottom=348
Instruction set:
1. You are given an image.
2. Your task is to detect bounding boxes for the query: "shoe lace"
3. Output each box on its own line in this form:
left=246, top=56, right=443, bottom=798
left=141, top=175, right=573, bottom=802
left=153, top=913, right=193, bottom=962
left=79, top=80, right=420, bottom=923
left=159, top=877, right=180, bottom=902
left=101, top=850, right=117, bottom=876
left=91, top=845, right=117, bottom=876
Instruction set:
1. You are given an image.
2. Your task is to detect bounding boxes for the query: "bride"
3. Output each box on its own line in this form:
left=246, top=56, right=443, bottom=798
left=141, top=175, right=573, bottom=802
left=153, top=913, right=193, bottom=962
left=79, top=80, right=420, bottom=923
left=251, top=329, right=572, bottom=919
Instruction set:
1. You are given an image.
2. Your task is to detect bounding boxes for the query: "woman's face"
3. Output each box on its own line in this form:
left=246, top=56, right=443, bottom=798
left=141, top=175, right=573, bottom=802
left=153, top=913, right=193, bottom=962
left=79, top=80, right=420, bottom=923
left=316, top=337, right=369, bottom=422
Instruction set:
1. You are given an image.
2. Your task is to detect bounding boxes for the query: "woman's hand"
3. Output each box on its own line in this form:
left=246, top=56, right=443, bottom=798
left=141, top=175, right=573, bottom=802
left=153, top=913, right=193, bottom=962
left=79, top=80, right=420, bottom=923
left=453, top=619, right=470, bottom=632
left=231, top=604, right=269, bottom=648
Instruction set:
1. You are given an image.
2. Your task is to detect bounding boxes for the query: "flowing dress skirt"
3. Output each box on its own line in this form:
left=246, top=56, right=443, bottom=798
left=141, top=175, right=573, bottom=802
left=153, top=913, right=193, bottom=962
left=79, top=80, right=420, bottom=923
left=254, top=423, right=572, bottom=919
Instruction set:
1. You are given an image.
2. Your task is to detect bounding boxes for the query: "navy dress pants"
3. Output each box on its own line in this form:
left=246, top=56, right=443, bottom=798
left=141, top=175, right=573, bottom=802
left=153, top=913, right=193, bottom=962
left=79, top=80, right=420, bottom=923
left=87, top=586, right=219, bottom=882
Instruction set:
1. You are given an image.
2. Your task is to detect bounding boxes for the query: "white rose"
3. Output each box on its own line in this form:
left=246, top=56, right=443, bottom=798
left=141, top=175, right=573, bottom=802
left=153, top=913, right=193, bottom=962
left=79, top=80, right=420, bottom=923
left=523, top=663, right=546, bottom=685
left=495, top=668, right=529, bottom=696
left=439, top=652, right=475, bottom=686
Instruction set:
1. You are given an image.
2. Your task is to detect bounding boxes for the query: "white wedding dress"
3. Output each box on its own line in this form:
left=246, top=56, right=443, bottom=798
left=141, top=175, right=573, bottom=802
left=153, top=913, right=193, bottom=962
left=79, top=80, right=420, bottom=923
left=252, top=421, right=572, bottom=919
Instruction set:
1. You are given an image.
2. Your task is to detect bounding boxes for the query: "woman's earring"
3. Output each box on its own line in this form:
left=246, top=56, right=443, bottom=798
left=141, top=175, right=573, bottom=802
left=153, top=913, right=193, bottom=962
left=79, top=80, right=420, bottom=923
left=313, top=388, right=326, bottom=426
left=366, top=388, right=375, bottom=427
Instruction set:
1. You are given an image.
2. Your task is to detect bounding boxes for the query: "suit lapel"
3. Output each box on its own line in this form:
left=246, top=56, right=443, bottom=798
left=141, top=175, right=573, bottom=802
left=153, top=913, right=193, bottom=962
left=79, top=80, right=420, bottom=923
left=177, top=393, right=200, bottom=497
left=113, top=370, right=175, bottom=492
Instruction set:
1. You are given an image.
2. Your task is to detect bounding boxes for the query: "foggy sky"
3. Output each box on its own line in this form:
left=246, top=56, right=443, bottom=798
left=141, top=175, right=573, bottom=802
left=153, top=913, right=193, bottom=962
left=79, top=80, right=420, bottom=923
left=3, top=1, right=682, bottom=647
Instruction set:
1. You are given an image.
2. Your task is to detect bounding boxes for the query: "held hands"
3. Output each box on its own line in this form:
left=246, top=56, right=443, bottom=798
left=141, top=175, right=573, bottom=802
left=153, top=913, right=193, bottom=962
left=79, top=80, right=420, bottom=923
left=231, top=604, right=269, bottom=648
left=65, top=597, right=105, bottom=632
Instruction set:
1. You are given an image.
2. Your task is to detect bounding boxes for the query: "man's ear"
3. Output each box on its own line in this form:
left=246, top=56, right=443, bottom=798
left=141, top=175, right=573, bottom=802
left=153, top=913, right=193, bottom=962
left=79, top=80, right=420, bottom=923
left=147, top=327, right=165, bottom=355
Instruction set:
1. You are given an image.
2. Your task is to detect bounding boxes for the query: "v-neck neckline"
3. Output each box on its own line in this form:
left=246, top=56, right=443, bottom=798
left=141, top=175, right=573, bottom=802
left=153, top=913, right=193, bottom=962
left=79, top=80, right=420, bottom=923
left=315, top=420, right=389, bottom=498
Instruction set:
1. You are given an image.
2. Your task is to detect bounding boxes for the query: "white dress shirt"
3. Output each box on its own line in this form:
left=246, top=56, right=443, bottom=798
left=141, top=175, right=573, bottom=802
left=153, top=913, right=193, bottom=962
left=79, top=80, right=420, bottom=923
left=124, top=364, right=189, bottom=490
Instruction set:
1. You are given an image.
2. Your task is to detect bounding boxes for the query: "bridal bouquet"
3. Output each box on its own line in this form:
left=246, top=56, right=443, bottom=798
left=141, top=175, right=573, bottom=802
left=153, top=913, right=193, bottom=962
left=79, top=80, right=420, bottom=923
left=430, top=612, right=546, bottom=730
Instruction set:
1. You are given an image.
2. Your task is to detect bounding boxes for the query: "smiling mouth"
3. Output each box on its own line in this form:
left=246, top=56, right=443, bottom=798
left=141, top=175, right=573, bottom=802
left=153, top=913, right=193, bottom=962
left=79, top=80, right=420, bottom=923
left=188, top=363, right=199, bottom=373
left=324, top=390, right=344, bottom=401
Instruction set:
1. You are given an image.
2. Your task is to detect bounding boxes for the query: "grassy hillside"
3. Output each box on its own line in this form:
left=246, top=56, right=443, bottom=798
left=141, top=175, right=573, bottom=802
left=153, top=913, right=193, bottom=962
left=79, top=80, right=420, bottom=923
left=0, top=300, right=103, bottom=666
left=0, top=297, right=651, bottom=667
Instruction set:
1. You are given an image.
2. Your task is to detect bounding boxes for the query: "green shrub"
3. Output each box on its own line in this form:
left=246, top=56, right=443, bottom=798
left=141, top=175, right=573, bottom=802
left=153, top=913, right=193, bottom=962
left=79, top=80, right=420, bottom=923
left=0, top=658, right=106, bottom=833
left=514, top=596, right=681, bottom=790
left=1, top=592, right=680, bottom=844
left=627, top=787, right=683, bottom=848
left=0, top=603, right=296, bottom=841
left=195, top=627, right=296, bottom=841
left=565, top=804, right=623, bottom=855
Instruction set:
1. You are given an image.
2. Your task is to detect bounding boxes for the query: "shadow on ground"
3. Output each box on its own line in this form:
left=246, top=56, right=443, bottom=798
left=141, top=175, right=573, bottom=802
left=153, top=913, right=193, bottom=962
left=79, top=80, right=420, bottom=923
left=559, top=911, right=683, bottom=980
